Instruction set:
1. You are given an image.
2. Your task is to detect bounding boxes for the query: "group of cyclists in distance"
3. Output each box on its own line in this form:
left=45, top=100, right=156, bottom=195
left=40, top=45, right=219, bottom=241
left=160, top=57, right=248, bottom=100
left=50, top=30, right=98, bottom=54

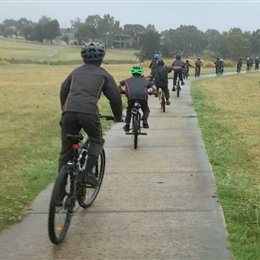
left=57, top=41, right=260, bottom=188
left=237, top=56, right=260, bottom=73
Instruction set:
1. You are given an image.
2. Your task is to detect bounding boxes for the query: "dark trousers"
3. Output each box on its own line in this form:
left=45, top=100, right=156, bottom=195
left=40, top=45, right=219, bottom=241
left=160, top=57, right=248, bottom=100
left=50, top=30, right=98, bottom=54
left=58, top=112, right=104, bottom=172
left=125, top=99, right=150, bottom=124
left=173, top=70, right=183, bottom=85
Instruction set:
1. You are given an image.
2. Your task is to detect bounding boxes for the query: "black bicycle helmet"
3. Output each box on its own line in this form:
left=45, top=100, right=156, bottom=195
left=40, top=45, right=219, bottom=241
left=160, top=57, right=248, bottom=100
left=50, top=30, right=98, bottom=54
left=175, top=54, right=181, bottom=59
left=81, top=42, right=106, bottom=62
left=157, top=59, right=165, bottom=66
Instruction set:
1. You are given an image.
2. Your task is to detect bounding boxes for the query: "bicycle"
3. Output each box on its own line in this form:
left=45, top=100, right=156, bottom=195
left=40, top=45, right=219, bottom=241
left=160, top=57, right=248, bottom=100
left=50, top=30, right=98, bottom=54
left=158, top=87, right=166, bottom=112
left=125, top=100, right=147, bottom=149
left=175, top=73, right=181, bottom=98
left=216, top=66, right=222, bottom=76
left=48, top=115, right=114, bottom=244
left=195, top=66, right=200, bottom=77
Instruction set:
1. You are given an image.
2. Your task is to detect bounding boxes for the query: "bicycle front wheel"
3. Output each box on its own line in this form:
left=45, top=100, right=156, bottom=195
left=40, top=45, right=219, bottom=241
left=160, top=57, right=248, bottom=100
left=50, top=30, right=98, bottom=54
left=48, top=166, right=74, bottom=244
left=78, top=149, right=106, bottom=208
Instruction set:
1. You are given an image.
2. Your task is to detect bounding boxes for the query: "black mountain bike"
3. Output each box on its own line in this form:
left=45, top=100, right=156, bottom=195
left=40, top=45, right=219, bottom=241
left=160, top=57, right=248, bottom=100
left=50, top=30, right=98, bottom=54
left=48, top=115, right=114, bottom=245
left=125, top=100, right=147, bottom=149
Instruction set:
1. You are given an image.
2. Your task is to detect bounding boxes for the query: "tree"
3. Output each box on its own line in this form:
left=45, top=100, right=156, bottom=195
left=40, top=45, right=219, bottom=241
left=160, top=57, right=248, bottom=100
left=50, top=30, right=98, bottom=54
left=43, top=19, right=60, bottom=44
left=31, top=17, right=60, bottom=43
left=70, top=17, right=82, bottom=32
left=124, top=24, right=145, bottom=48
left=250, top=29, right=260, bottom=56
left=16, top=18, right=34, bottom=40
left=135, top=28, right=161, bottom=61
left=76, top=23, right=97, bottom=44
left=227, top=28, right=250, bottom=59
left=205, top=29, right=229, bottom=58
left=160, top=26, right=207, bottom=58
left=1, top=19, right=17, bottom=37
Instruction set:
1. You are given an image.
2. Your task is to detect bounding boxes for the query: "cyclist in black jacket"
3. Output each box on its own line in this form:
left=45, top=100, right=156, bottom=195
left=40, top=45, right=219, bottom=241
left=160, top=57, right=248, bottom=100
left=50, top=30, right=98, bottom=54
left=172, top=54, right=185, bottom=91
left=118, top=65, right=153, bottom=132
left=151, top=59, right=172, bottom=105
left=59, top=42, right=122, bottom=186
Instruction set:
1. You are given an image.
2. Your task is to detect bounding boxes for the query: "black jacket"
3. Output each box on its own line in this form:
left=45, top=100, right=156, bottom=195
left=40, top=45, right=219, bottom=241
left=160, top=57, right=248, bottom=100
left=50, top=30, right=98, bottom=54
left=60, top=63, right=122, bottom=121
left=152, top=65, right=172, bottom=86
left=119, top=75, right=152, bottom=101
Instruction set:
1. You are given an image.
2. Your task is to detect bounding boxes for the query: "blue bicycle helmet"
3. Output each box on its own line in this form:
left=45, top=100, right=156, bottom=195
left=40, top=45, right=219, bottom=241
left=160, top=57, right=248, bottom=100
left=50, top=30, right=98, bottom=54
left=154, top=53, right=160, bottom=59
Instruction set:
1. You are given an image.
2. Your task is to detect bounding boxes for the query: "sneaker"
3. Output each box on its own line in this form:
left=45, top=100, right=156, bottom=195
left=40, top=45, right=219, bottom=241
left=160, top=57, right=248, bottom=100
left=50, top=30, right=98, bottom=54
left=123, top=124, right=130, bottom=132
left=143, top=123, right=149, bottom=128
left=84, top=172, right=100, bottom=186
left=181, top=81, right=185, bottom=85
left=166, top=100, right=171, bottom=105
left=172, top=86, right=176, bottom=91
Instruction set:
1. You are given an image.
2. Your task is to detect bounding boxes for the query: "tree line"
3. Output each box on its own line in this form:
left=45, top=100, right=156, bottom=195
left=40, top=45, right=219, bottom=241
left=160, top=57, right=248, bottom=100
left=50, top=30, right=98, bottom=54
left=1, top=14, right=260, bottom=61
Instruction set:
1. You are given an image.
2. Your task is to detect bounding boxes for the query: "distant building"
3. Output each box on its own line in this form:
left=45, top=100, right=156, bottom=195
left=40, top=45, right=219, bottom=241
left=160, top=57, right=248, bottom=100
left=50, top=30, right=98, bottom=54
left=113, top=33, right=133, bottom=48
left=54, top=28, right=78, bottom=45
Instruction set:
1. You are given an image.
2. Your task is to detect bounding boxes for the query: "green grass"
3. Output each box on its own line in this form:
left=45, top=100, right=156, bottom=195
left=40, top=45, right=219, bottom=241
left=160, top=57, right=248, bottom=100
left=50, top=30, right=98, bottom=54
left=190, top=72, right=260, bottom=260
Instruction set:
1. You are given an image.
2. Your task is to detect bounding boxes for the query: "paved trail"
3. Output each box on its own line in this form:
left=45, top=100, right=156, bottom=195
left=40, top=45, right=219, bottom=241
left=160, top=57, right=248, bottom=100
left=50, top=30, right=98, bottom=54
left=0, top=77, right=233, bottom=260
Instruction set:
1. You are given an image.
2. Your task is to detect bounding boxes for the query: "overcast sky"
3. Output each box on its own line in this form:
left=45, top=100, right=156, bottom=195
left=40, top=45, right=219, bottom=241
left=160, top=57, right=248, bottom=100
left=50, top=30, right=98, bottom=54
left=1, top=1, right=260, bottom=33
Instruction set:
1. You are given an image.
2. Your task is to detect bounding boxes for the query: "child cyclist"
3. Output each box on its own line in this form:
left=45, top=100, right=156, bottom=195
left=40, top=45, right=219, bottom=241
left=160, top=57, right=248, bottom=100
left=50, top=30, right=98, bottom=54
left=150, top=59, right=172, bottom=105
left=118, top=65, right=154, bottom=132
left=172, top=54, right=185, bottom=91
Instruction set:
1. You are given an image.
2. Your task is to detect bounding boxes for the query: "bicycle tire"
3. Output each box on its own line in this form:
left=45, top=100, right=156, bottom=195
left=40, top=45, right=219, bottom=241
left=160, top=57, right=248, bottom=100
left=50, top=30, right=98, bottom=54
left=48, top=166, right=74, bottom=244
left=133, top=115, right=139, bottom=149
left=77, top=149, right=106, bottom=208
left=176, top=80, right=180, bottom=97
left=161, top=93, right=166, bottom=112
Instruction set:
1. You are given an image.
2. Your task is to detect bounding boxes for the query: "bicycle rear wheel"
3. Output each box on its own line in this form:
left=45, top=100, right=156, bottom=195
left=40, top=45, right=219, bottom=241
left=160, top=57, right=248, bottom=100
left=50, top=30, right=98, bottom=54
left=78, top=149, right=106, bottom=208
left=161, top=93, right=166, bottom=112
left=132, top=114, right=139, bottom=149
left=176, top=81, right=180, bottom=97
left=48, top=166, right=74, bottom=244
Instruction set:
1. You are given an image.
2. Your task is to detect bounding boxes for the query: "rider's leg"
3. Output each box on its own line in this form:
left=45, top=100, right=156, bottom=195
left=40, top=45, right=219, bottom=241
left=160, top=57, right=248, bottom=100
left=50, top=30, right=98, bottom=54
left=80, top=113, right=105, bottom=186
left=123, top=100, right=133, bottom=132
left=172, top=72, right=177, bottom=91
left=140, top=100, right=150, bottom=128
left=178, top=71, right=185, bottom=85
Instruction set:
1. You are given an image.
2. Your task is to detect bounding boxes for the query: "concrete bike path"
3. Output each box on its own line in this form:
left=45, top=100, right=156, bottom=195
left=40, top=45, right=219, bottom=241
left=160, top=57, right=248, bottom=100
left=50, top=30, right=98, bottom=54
left=0, top=78, right=233, bottom=260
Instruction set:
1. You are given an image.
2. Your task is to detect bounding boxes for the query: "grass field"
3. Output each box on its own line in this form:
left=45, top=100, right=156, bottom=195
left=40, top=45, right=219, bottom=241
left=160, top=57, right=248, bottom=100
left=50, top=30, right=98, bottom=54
left=191, top=72, right=260, bottom=259
left=0, top=40, right=259, bottom=259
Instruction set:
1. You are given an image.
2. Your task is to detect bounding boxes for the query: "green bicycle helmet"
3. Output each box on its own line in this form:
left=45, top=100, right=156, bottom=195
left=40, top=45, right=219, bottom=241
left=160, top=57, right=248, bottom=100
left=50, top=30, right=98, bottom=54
left=130, top=65, right=144, bottom=75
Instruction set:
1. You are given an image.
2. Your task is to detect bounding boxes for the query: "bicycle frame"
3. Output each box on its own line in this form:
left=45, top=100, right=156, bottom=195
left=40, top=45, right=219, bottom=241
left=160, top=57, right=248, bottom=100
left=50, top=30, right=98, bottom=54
left=158, top=88, right=166, bottom=112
